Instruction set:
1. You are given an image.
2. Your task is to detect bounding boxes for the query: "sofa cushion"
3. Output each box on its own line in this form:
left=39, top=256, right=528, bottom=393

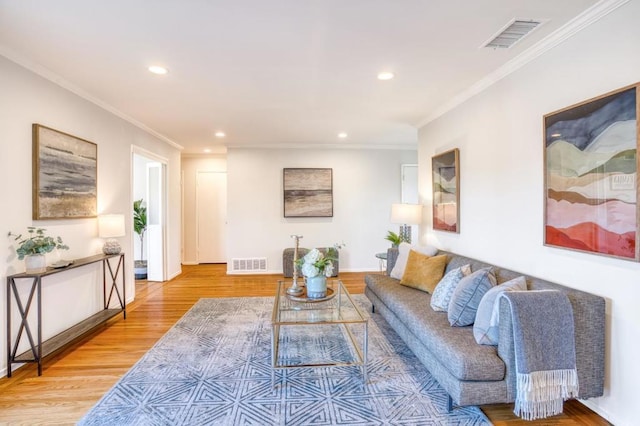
left=474, top=276, right=527, bottom=345
left=390, top=242, right=439, bottom=279
left=448, top=268, right=496, bottom=326
left=430, top=264, right=471, bottom=312
left=365, top=273, right=506, bottom=382
left=400, top=252, right=447, bottom=293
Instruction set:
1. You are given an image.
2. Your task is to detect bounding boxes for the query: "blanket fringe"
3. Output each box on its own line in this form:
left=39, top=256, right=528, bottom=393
left=514, top=369, right=579, bottom=421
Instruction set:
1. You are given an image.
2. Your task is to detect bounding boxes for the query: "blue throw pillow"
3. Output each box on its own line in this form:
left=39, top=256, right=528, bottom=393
left=448, top=268, right=496, bottom=327
left=473, top=276, right=527, bottom=344
left=430, top=264, right=471, bottom=312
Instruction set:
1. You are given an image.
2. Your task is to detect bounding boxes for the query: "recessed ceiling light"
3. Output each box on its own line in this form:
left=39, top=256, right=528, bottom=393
left=338, top=132, right=348, bottom=139
left=215, top=131, right=226, bottom=138
left=203, top=148, right=212, bottom=153
left=377, top=71, right=394, bottom=80
left=148, top=65, right=168, bottom=75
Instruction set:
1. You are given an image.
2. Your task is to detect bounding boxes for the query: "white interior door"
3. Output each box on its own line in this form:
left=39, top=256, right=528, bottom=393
left=401, top=164, right=419, bottom=242
left=146, top=162, right=165, bottom=281
left=196, top=171, right=227, bottom=263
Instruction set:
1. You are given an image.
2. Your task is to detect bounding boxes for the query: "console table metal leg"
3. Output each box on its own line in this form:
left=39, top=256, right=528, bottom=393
left=7, top=277, right=42, bottom=376
left=37, top=277, right=42, bottom=376
left=6, top=278, right=11, bottom=378
left=104, top=254, right=126, bottom=317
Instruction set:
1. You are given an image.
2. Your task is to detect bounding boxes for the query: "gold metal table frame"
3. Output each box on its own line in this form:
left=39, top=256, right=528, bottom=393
left=271, top=280, right=368, bottom=386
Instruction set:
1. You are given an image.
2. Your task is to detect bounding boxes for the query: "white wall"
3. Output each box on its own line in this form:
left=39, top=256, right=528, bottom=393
left=226, top=148, right=417, bottom=273
left=181, top=155, right=228, bottom=263
left=418, top=2, right=640, bottom=424
left=0, top=55, right=182, bottom=375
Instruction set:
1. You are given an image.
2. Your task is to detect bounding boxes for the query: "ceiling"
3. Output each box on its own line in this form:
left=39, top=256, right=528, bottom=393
left=0, top=0, right=600, bottom=154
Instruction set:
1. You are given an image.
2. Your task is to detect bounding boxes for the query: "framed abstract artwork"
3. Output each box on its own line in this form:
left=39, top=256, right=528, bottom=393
left=432, top=149, right=460, bottom=233
left=32, top=124, right=98, bottom=219
left=283, top=168, right=333, bottom=217
left=544, top=83, right=639, bottom=260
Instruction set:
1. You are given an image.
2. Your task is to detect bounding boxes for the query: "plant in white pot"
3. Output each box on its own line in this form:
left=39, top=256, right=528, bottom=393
left=8, top=227, right=69, bottom=273
left=295, top=246, right=338, bottom=299
left=133, top=199, right=148, bottom=279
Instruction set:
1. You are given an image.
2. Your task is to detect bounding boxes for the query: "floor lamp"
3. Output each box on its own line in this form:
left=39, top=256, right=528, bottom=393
left=391, top=203, right=422, bottom=244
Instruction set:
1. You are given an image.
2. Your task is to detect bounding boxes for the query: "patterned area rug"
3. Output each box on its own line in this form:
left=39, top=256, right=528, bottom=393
left=79, top=296, right=490, bottom=425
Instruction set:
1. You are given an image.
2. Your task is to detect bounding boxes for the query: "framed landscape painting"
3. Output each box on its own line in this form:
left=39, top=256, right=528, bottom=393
left=33, top=124, right=98, bottom=219
left=432, top=149, right=459, bottom=233
left=283, top=168, right=333, bottom=217
left=544, top=83, right=639, bottom=260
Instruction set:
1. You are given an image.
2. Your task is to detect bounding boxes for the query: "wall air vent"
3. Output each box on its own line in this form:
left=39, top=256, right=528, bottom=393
left=482, top=19, right=543, bottom=49
left=231, top=257, right=268, bottom=273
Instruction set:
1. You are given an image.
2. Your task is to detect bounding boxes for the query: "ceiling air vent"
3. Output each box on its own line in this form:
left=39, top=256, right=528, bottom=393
left=482, top=19, right=543, bottom=49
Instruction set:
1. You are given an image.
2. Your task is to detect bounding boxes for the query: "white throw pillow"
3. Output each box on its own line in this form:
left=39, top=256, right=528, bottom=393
left=473, top=276, right=527, bottom=345
left=430, top=264, right=471, bottom=312
left=389, top=242, right=439, bottom=279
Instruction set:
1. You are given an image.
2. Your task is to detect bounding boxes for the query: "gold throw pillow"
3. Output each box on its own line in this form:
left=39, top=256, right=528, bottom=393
left=400, top=251, right=447, bottom=294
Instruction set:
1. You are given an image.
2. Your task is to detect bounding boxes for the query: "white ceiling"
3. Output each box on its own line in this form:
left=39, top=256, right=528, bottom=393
left=0, top=0, right=601, bottom=154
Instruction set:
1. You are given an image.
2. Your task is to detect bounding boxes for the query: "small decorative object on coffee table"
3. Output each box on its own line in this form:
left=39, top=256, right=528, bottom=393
left=296, top=246, right=337, bottom=299
left=287, top=235, right=304, bottom=296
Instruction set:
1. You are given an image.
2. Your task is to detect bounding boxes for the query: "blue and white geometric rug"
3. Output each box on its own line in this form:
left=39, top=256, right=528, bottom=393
left=79, top=296, right=491, bottom=425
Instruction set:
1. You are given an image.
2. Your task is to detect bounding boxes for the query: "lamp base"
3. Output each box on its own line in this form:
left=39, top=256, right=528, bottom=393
left=103, top=239, right=122, bottom=255
left=399, top=225, right=412, bottom=244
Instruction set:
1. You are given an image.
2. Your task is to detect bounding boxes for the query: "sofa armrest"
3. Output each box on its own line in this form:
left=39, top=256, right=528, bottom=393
left=497, top=290, right=605, bottom=401
left=386, top=247, right=399, bottom=275
left=497, top=297, right=517, bottom=401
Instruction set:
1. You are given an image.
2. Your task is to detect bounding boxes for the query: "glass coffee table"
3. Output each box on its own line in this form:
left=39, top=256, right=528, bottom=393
left=271, top=280, right=368, bottom=386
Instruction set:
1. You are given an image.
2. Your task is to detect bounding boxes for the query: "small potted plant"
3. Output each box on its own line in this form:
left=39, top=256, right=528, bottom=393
left=133, top=199, right=148, bottom=279
left=8, top=227, right=69, bottom=273
left=385, top=230, right=403, bottom=247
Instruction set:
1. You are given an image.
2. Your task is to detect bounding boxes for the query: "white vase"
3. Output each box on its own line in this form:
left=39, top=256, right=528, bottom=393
left=25, top=254, right=46, bottom=273
left=306, top=275, right=327, bottom=299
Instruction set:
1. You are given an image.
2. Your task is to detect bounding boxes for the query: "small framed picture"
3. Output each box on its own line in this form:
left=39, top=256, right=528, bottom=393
left=283, top=168, right=333, bottom=217
left=432, top=149, right=460, bottom=233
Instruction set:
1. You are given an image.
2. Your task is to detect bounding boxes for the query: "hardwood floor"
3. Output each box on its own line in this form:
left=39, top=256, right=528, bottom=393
left=0, top=264, right=609, bottom=425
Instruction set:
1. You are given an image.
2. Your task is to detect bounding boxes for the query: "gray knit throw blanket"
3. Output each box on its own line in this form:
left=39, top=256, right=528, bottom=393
left=501, top=290, right=579, bottom=420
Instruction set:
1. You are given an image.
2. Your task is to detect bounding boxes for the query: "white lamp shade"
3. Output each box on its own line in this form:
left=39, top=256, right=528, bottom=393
left=391, top=203, right=422, bottom=225
left=98, top=214, right=126, bottom=238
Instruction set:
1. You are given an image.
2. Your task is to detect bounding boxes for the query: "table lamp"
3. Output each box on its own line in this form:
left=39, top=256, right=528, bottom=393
left=98, top=214, right=125, bottom=255
left=390, top=203, right=422, bottom=243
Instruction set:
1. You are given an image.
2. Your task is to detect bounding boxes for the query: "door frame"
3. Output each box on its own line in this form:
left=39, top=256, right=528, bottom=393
left=131, top=145, right=168, bottom=281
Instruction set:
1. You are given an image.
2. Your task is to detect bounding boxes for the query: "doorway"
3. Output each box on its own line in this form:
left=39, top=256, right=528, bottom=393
left=196, top=171, right=227, bottom=263
left=132, top=148, right=168, bottom=281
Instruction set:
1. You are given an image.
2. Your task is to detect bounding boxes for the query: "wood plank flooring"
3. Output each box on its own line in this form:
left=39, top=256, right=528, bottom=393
left=0, top=264, right=609, bottom=425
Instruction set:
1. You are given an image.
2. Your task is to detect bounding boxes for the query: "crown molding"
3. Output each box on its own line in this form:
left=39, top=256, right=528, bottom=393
left=416, top=0, right=630, bottom=128
left=0, top=46, right=184, bottom=151
left=228, top=142, right=417, bottom=151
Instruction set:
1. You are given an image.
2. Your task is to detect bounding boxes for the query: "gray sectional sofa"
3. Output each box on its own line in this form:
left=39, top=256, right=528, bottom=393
left=364, top=248, right=605, bottom=409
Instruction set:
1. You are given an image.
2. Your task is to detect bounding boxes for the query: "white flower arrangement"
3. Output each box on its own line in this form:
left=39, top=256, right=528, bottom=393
left=296, top=243, right=344, bottom=278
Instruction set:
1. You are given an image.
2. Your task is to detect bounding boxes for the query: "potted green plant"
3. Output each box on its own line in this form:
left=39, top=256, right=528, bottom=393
left=8, top=227, right=69, bottom=272
left=385, top=230, right=403, bottom=247
left=133, top=199, right=148, bottom=279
